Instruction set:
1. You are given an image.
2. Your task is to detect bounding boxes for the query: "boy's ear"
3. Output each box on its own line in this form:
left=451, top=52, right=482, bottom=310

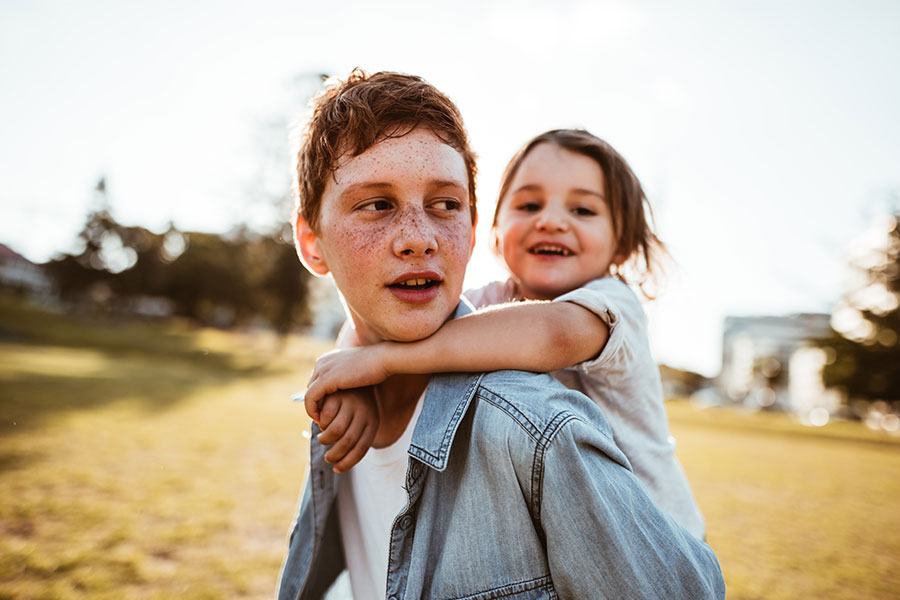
left=295, top=214, right=330, bottom=276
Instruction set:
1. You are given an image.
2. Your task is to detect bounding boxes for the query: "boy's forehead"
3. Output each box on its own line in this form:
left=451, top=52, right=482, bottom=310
left=329, top=128, right=468, bottom=189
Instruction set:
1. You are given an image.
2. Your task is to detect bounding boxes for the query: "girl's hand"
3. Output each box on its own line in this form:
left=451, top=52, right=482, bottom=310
left=304, top=346, right=391, bottom=421
left=316, top=388, right=379, bottom=473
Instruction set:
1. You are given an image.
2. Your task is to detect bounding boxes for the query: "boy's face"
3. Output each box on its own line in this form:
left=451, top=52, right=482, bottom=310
left=494, top=143, right=621, bottom=300
left=297, top=127, right=476, bottom=345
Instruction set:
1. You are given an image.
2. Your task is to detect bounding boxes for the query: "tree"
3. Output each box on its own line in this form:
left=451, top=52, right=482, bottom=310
left=822, top=212, right=900, bottom=406
left=45, top=179, right=312, bottom=330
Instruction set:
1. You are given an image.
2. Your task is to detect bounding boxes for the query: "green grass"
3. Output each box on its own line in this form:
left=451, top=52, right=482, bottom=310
left=2, top=295, right=899, bottom=599
left=667, top=402, right=900, bottom=600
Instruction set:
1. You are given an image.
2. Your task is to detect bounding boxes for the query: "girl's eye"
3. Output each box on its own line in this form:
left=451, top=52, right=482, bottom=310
left=517, top=202, right=541, bottom=212
left=431, top=198, right=461, bottom=211
left=359, top=199, right=392, bottom=212
left=573, top=206, right=597, bottom=216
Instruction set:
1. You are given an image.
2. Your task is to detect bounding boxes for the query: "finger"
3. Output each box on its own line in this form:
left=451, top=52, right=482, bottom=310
left=332, top=420, right=377, bottom=473
left=304, top=382, right=324, bottom=421
left=317, top=397, right=342, bottom=432
left=318, top=406, right=352, bottom=447
left=323, top=414, right=366, bottom=464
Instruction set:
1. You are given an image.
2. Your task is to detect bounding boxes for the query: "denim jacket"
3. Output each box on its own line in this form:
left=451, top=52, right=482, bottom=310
left=277, top=306, right=725, bottom=600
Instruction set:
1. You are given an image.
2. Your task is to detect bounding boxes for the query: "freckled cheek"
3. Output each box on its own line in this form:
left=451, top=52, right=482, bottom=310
left=437, top=221, right=475, bottom=259
left=323, top=224, right=388, bottom=276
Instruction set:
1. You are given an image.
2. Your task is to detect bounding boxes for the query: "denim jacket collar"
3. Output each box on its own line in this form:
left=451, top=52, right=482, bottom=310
left=408, top=298, right=485, bottom=472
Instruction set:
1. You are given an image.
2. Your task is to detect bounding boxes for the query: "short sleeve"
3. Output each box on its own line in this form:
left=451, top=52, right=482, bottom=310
left=551, top=278, right=643, bottom=374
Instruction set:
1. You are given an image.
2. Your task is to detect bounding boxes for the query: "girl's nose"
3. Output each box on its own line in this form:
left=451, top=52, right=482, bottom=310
left=535, top=208, right=569, bottom=232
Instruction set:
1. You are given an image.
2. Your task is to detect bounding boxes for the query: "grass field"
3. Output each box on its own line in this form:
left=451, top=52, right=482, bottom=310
left=2, top=296, right=899, bottom=599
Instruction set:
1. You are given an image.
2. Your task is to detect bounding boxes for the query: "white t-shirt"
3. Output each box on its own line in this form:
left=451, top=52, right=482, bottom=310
left=336, top=394, right=424, bottom=600
left=465, top=277, right=706, bottom=539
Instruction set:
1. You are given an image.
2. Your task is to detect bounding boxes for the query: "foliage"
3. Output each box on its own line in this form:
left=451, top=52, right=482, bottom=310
left=822, top=213, right=900, bottom=404
left=43, top=183, right=312, bottom=331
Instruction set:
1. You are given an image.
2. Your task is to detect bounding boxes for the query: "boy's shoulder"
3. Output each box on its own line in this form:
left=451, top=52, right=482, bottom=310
left=418, top=369, right=628, bottom=473
left=473, top=369, right=615, bottom=441
left=463, top=278, right=518, bottom=309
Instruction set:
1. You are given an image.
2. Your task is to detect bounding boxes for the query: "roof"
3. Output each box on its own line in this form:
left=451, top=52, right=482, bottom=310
left=0, top=243, right=31, bottom=263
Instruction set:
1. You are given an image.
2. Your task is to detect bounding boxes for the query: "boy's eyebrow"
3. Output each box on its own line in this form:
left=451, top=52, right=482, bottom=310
left=338, top=181, right=393, bottom=197
left=339, top=179, right=467, bottom=198
left=428, top=179, right=467, bottom=194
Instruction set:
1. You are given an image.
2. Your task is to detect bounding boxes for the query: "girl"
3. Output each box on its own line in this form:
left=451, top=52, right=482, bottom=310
left=305, top=129, right=706, bottom=539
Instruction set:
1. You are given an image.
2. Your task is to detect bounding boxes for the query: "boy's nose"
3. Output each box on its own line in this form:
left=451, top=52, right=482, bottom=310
left=393, top=207, right=438, bottom=256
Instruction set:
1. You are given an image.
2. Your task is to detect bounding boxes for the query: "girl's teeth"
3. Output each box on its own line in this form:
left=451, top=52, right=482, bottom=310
left=533, top=244, right=570, bottom=255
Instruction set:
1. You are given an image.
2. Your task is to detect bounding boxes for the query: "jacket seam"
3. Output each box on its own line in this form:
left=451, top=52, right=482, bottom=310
left=475, top=387, right=544, bottom=443
left=439, top=574, right=555, bottom=599
left=531, top=412, right=578, bottom=546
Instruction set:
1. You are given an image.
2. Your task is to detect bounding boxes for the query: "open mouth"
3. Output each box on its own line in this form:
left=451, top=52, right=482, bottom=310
left=388, top=278, right=440, bottom=290
left=529, top=243, right=573, bottom=256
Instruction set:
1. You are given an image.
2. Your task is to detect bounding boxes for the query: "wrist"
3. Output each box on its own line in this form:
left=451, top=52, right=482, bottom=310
left=374, top=343, right=398, bottom=378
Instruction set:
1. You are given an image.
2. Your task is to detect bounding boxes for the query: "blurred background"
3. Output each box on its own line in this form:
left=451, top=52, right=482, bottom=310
left=2, top=1, right=899, bottom=598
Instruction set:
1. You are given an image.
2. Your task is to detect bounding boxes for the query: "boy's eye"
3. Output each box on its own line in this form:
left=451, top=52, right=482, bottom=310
left=431, top=198, right=461, bottom=211
left=359, top=199, right=392, bottom=211
left=573, top=206, right=597, bottom=216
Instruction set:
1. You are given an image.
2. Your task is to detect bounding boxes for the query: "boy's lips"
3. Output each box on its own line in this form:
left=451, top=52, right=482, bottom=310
left=387, top=271, right=443, bottom=303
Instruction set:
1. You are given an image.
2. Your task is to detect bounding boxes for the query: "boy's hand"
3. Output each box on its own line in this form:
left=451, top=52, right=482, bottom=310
left=316, top=388, right=379, bottom=473
left=305, top=346, right=391, bottom=421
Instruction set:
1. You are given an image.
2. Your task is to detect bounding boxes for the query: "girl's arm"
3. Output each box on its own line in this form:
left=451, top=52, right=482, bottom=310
left=304, top=300, right=609, bottom=412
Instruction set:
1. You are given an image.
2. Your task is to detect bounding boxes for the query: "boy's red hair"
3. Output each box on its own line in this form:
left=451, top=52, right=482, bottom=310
left=296, top=69, right=477, bottom=231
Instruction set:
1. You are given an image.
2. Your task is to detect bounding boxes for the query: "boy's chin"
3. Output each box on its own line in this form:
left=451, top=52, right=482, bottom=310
left=385, top=323, right=445, bottom=343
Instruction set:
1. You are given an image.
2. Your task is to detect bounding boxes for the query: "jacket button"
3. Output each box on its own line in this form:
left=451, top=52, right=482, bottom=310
left=399, top=515, right=413, bottom=530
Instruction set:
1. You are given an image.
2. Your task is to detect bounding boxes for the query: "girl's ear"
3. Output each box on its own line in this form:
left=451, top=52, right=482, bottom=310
left=489, top=226, right=502, bottom=256
left=295, top=215, right=330, bottom=276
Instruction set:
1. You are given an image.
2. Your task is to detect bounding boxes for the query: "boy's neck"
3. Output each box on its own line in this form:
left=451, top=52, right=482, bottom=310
left=371, top=373, right=430, bottom=448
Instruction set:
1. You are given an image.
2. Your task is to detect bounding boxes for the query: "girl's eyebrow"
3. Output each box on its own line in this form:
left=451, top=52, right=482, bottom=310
left=569, top=188, right=605, bottom=200
left=511, top=183, right=543, bottom=194
left=512, top=184, right=604, bottom=200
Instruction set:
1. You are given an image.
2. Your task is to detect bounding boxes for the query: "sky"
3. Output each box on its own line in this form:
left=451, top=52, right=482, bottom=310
left=2, top=0, right=899, bottom=375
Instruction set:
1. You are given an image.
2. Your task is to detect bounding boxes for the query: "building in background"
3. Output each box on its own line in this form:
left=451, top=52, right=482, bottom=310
left=0, top=243, right=54, bottom=302
left=718, top=313, right=844, bottom=424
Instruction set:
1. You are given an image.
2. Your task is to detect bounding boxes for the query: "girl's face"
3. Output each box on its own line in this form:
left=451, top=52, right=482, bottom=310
left=494, top=143, right=621, bottom=300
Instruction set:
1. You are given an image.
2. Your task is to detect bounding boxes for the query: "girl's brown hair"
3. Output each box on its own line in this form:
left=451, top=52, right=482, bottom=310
left=495, top=129, right=669, bottom=297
